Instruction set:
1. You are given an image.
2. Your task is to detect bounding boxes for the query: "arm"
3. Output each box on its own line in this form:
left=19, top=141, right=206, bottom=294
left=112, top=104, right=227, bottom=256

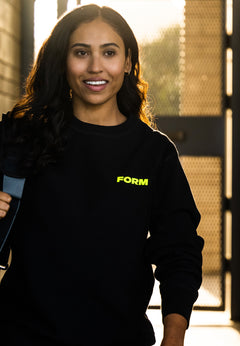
left=146, top=139, right=204, bottom=341
left=161, top=313, right=187, bottom=346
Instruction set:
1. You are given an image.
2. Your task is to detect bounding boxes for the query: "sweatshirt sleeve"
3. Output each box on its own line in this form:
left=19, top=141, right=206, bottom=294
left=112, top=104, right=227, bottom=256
left=146, top=137, right=204, bottom=325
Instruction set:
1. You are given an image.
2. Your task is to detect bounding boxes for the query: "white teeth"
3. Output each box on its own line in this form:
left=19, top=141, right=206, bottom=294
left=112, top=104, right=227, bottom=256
left=85, top=80, right=107, bottom=85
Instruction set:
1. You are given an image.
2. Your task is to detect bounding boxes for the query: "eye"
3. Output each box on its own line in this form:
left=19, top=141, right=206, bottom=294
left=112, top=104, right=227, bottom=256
left=74, top=50, right=89, bottom=57
left=104, top=50, right=116, bottom=57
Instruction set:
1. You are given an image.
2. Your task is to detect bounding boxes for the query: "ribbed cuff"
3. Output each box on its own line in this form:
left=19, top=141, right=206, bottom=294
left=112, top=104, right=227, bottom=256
left=160, top=286, right=198, bottom=327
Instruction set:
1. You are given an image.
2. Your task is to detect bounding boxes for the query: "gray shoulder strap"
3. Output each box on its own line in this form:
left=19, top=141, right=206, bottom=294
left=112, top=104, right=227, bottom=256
left=3, top=175, right=26, bottom=199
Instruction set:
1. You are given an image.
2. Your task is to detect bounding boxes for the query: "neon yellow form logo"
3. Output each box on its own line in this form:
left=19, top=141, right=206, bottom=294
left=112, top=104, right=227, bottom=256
left=116, top=176, right=149, bottom=186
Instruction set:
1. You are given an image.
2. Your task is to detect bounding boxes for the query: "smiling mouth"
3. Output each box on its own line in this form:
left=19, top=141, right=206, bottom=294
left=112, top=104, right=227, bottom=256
left=84, top=80, right=108, bottom=86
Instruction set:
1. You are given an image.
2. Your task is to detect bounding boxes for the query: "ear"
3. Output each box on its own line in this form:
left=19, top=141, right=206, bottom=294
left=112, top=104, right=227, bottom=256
left=124, top=49, right=132, bottom=75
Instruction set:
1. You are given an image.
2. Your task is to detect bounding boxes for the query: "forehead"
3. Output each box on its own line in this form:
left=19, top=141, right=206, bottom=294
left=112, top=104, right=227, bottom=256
left=69, top=18, right=124, bottom=47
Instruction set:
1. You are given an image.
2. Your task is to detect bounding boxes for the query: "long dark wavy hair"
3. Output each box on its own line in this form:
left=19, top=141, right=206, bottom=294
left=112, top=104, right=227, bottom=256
left=5, top=4, right=151, bottom=172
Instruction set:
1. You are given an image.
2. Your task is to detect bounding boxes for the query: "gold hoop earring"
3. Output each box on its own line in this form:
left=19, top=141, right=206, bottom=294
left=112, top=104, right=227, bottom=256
left=69, top=89, right=73, bottom=98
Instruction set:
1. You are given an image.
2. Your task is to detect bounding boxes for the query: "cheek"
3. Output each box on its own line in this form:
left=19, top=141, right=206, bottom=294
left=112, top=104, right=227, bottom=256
left=108, top=61, right=126, bottom=79
left=66, top=57, right=85, bottom=83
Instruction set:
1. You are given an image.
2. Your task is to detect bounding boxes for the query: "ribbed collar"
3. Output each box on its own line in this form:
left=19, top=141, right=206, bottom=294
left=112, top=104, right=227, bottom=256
left=70, top=114, right=138, bottom=136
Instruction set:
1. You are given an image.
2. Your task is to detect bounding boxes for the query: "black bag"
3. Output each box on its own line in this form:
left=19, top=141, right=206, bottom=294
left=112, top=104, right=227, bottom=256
left=0, top=113, right=27, bottom=270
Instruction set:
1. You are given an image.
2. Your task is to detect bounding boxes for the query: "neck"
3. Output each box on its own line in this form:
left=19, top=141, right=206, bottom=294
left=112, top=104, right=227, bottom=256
left=72, top=98, right=126, bottom=126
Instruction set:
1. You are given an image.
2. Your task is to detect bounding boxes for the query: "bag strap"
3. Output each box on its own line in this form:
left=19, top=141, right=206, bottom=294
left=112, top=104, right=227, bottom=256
left=0, top=175, right=26, bottom=270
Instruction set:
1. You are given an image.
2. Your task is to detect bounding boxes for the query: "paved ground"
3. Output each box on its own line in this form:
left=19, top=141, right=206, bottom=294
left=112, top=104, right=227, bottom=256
left=147, top=309, right=240, bottom=346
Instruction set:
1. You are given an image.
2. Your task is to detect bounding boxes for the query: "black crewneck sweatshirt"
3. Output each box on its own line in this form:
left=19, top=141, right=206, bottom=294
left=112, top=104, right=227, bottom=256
left=0, top=115, right=203, bottom=346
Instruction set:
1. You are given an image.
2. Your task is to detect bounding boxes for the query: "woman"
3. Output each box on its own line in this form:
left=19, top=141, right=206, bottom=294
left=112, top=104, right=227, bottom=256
left=0, top=4, right=204, bottom=346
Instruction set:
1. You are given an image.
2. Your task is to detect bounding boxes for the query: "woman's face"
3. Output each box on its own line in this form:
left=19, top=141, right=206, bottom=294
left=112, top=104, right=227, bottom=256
left=66, top=18, right=131, bottom=110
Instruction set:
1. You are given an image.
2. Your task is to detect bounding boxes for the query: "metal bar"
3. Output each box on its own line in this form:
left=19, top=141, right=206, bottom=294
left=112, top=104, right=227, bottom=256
left=155, top=116, right=224, bottom=157
left=20, top=0, right=35, bottom=95
left=148, top=305, right=225, bottom=311
left=57, top=0, right=68, bottom=18
left=231, top=0, right=240, bottom=322
left=221, top=0, right=227, bottom=313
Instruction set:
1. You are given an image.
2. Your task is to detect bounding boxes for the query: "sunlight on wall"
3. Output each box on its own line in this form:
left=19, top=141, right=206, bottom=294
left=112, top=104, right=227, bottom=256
left=34, top=0, right=57, bottom=58
left=67, top=0, right=79, bottom=11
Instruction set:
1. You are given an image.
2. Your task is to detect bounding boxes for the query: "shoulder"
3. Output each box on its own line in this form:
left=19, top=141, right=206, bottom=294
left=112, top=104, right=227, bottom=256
left=136, top=117, right=179, bottom=158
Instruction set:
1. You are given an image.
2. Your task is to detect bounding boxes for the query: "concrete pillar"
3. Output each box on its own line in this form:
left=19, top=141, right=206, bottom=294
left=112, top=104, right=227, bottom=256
left=20, top=0, right=34, bottom=96
left=0, top=0, right=21, bottom=114
left=57, top=0, right=68, bottom=18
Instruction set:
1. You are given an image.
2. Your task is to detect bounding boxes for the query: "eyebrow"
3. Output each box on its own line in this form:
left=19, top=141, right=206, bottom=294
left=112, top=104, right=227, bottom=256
left=70, top=42, right=120, bottom=49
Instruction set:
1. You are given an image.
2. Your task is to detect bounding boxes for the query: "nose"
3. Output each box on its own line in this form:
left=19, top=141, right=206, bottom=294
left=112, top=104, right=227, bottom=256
left=88, top=54, right=103, bottom=74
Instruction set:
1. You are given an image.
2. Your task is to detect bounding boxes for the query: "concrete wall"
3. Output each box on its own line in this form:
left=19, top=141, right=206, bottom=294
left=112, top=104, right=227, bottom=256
left=0, top=0, right=21, bottom=115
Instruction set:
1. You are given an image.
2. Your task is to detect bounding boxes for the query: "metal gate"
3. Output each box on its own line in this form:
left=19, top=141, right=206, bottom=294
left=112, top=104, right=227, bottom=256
left=142, top=0, right=229, bottom=310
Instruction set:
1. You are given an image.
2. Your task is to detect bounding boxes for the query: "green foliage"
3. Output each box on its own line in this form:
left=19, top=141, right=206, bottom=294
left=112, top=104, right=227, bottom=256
left=140, top=25, right=180, bottom=116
